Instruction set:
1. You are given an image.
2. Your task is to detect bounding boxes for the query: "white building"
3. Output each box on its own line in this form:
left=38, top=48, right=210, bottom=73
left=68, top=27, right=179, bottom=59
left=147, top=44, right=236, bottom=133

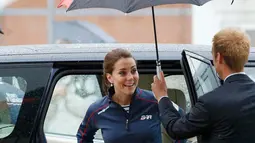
left=192, top=0, right=255, bottom=46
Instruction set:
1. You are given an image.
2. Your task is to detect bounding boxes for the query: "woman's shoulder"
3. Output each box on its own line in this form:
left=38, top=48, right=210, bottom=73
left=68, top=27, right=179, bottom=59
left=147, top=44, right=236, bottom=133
left=87, top=96, right=109, bottom=114
left=136, top=88, right=157, bottom=103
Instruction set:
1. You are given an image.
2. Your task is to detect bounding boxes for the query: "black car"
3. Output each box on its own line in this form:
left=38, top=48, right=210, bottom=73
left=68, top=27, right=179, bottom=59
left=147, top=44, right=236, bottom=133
left=0, top=43, right=254, bottom=143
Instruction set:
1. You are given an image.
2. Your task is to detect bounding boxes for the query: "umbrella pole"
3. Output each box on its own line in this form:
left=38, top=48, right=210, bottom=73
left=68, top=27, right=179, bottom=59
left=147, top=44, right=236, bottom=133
left=151, top=6, right=161, bottom=79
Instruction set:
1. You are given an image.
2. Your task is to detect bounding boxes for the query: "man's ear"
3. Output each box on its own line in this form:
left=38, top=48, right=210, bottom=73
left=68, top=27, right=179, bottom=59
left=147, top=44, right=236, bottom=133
left=106, top=73, right=113, bottom=84
left=217, top=52, right=224, bottom=64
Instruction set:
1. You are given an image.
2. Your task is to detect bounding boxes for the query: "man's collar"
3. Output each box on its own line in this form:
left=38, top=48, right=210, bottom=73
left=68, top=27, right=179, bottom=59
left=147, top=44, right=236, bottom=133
left=224, top=72, right=246, bottom=82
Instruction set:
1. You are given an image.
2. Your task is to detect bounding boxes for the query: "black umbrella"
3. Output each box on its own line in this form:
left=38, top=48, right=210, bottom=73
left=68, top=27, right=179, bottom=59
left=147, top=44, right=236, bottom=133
left=58, top=0, right=235, bottom=78
left=0, top=28, right=3, bottom=35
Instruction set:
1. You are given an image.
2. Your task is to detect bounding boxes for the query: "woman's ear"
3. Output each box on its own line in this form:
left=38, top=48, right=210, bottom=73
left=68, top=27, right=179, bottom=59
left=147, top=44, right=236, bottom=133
left=106, top=73, right=113, bottom=84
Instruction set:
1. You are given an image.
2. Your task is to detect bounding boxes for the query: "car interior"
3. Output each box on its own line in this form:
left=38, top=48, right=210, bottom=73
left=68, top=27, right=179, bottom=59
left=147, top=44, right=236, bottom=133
left=138, top=74, right=188, bottom=143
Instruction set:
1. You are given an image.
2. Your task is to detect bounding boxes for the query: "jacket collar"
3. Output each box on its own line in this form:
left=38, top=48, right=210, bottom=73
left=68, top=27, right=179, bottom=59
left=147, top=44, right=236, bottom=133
left=107, top=86, right=140, bottom=104
left=224, top=72, right=245, bottom=82
left=224, top=73, right=252, bottom=84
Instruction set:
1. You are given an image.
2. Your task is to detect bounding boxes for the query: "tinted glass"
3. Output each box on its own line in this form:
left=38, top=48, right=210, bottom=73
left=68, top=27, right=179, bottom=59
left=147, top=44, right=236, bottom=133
left=0, top=64, right=52, bottom=140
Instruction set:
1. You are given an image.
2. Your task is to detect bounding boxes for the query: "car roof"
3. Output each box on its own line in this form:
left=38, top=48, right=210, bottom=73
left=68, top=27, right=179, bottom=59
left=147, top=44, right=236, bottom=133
left=0, top=43, right=255, bottom=63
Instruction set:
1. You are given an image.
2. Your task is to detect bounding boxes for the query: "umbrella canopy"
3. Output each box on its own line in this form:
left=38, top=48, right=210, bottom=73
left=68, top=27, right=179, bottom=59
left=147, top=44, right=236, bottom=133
left=59, top=0, right=212, bottom=13
left=57, top=0, right=234, bottom=78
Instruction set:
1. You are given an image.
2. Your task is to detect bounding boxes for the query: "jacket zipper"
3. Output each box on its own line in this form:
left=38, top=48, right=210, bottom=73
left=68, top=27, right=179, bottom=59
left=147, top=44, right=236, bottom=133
left=125, top=95, right=135, bottom=131
left=111, top=101, right=130, bottom=130
left=110, top=92, right=136, bottom=131
left=125, top=119, right=129, bottom=130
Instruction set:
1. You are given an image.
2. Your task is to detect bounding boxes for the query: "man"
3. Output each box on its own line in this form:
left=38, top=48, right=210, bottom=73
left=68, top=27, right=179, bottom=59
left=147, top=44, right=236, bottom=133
left=151, top=28, right=255, bottom=143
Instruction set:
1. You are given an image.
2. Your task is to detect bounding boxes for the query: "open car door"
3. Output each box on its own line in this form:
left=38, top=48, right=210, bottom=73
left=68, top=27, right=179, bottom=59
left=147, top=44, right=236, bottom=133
left=180, top=50, right=221, bottom=142
left=181, top=50, right=221, bottom=103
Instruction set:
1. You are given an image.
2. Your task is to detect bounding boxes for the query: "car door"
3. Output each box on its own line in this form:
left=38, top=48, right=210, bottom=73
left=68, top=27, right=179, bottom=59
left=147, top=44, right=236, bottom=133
left=37, top=61, right=105, bottom=143
left=180, top=50, right=221, bottom=142
left=0, top=63, right=52, bottom=143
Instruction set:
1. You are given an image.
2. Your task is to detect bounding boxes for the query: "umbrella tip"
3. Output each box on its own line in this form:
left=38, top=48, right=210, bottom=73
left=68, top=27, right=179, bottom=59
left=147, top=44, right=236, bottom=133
left=0, top=29, right=3, bottom=35
left=231, top=0, right=234, bottom=5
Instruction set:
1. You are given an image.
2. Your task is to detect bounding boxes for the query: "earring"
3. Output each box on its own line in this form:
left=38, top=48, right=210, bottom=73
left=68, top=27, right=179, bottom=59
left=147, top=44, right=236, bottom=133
left=110, top=83, right=113, bottom=87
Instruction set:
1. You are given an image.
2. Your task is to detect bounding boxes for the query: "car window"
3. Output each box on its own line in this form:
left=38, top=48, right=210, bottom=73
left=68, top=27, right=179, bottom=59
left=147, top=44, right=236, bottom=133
left=138, top=73, right=196, bottom=143
left=138, top=74, right=191, bottom=112
left=187, top=56, right=219, bottom=98
left=44, top=73, right=193, bottom=143
left=0, top=76, right=26, bottom=138
left=0, top=64, right=51, bottom=139
left=44, top=74, right=103, bottom=141
left=164, top=75, right=199, bottom=143
left=164, top=75, right=190, bottom=113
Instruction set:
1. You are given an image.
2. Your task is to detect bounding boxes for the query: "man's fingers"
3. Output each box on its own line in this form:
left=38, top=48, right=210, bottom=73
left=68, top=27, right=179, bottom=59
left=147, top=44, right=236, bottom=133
left=151, top=82, right=154, bottom=88
left=154, top=73, right=164, bottom=84
left=160, top=71, right=166, bottom=83
left=153, top=75, right=158, bottom=82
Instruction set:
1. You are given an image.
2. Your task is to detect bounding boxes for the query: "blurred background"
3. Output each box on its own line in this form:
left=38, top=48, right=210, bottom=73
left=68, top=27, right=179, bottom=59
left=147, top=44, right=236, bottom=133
left=0, top=0, right=254, bottom=46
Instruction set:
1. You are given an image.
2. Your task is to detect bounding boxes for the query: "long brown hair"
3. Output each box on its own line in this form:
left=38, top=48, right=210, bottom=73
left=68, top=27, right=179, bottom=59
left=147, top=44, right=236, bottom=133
left=102, top=48, right=135, bottom=95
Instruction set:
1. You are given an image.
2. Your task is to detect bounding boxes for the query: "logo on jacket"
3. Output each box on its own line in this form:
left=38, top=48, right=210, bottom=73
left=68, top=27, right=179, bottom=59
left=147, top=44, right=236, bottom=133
left=98, top=106, right=109, bottom=115
left=140, top=115, right=152, bottom=120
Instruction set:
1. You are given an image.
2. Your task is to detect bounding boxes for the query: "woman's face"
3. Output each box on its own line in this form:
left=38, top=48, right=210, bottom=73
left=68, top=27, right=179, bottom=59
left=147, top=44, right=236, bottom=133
left=107, top=57, right=139, bottom=96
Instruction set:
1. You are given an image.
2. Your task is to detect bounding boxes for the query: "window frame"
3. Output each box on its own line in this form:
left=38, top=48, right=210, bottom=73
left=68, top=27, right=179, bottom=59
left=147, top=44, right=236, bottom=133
left=180, top=50, right=221, bottom=143
left=39, top=60, right=184, bottom=143
left=0, top=63, right=52, bottom=142
left=180, top=50, right=220, bottom=105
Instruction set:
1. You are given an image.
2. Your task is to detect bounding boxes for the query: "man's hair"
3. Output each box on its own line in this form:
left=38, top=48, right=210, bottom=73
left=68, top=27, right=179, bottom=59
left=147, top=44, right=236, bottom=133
left=212, top=28, right=250, bottom=72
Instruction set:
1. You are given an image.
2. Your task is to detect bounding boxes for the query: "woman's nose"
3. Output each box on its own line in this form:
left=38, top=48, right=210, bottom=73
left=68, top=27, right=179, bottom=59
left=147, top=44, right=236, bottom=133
left=126, top=72, right=133, bottom=80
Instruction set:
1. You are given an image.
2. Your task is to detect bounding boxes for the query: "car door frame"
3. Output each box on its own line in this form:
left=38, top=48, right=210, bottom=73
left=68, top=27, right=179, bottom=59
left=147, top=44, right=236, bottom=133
left=31, top=61, right=104, bottom=143
left=34, top=59, right=184, bottom=143
left=0, top=63, right=53, bottom=143
left=180, top=49, right=221, bottom=143
left=180, top=49, right=221, bottom=104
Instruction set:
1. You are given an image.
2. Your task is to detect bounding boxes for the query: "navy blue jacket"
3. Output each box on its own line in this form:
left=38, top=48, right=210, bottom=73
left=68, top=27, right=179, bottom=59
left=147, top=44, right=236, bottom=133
left=159, top=74, right=255, bottom=143
left=76, top=87, right=162, bottom=143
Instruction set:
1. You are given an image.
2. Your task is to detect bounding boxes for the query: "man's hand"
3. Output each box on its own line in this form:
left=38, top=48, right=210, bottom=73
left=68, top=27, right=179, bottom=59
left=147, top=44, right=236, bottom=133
left=151, top=71, right=168, bottom=102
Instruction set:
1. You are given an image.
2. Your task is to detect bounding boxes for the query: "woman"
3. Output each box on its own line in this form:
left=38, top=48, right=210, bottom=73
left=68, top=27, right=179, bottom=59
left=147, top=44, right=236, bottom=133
left=76, top=48, right=184, bottom=143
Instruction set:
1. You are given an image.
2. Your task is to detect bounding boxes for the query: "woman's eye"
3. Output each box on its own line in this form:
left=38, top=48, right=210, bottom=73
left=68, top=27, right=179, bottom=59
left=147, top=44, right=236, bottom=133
left=119, top=71, right=125, bottom=75
left=131, top=69, right=137, bottom=74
